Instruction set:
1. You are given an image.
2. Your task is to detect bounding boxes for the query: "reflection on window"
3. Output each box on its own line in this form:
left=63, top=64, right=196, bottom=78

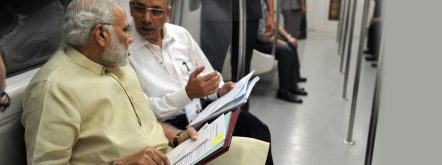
left=0, top=0, right=72, bottom=76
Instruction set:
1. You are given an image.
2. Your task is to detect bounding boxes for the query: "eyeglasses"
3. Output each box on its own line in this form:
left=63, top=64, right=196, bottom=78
left=0, top=91, right=10, bottom=112
left=130, top=3, right=166, bottom=18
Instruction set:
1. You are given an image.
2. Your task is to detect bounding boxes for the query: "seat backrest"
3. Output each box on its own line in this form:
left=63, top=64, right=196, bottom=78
left=222, top=47, right=277, bottom=80
left=0, top=69, right=38, bottom=164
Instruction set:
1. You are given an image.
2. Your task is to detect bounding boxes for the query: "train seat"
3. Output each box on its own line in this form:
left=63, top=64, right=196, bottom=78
left=222, top=48, right=277, bottom=80
left=0, top=69, right=38, bottom=164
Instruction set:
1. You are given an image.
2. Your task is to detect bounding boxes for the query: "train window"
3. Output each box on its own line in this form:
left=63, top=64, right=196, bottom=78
left=0, top=0, right=72, bottom=77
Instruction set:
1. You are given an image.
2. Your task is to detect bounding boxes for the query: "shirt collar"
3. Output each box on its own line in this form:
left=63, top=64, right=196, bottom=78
left=162, top=23, right=175, bottom=46
left=131, top=22, right=175, bottom=51
left=65, top=46, right=105, bottom=75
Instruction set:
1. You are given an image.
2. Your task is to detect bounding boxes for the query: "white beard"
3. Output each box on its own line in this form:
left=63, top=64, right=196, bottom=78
left=98, top=30, right=128, bottom=68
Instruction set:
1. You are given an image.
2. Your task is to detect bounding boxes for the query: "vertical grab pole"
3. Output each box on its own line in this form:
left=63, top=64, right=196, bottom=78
left=341, top=0, right=357, bottom=100
left=365, top=36, right=384, bottom=164
left=337, top=0, right=347, bottom=45
left=272, top=0, right=281, bottom=56
left=237, top=0, right=247, bottom=80
left=344, top=0, right=372, bottom=145
left=339, top=0, right=351, bottom=72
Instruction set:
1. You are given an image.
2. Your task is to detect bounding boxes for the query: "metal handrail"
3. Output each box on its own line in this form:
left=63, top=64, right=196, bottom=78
left=337, top=0, right=348, bottom=48
left=341, top=0, right=357, bottom=100
left=272, top=0, right=281, bottom=57
left=339, top=0, right=351, bottom=73
left=344, top=0, right=372, bottom=145
left=237, top=0, right=247, bottom=80
left=364, top=35, right=383, bottom=165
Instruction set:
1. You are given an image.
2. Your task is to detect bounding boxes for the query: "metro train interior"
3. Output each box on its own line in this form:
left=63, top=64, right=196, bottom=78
left=1, top=0, right=441, bottom=164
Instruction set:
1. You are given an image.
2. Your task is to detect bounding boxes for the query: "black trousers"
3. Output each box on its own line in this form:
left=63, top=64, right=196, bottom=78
left=300, top=13, right=307, bottom=38
left=255, top=41, right=302, bottom=91
left=165, top=110, right=273, bottom=165
left=230, top=20, right=259, bottom=82
left=367, top=20, right=381, bottom=59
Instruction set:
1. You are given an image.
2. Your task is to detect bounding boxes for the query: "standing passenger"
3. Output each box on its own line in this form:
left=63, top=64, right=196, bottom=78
left=281, top=0, right=305, bottom=38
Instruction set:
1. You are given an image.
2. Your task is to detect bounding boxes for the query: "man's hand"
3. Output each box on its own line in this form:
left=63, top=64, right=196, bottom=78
left=218, top=81, right=235, bottom=96
left=265, top=15, right=275, bottom=37
left=112, top=147, right=170, bottom=165
left=178, top=127, right=198, bottom=144
left=276, top=39, right=287, bottom=47
left=287, top=36, right=298, bottom=47
left=185, top=66, right=221, bottom=99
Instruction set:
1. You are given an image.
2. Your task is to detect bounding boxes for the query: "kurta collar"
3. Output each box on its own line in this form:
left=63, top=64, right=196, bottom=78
left=65, top=47, right=105, bottom=75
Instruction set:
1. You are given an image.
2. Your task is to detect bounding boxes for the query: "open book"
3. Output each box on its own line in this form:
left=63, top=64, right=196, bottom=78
left=186, top=71, right=260, bottom=128
left=167, top=110, right=240, bottom=165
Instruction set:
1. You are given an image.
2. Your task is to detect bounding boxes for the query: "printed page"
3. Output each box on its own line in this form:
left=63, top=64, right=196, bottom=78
left=244, top=76, right=260, bottom=99
left=188, top=71, right=255, bottom=127
left=171, top=113, right=227, bottom=165
left=207, top=76, right=261, bottom=119
left=167, top=123, right=210, bottom=164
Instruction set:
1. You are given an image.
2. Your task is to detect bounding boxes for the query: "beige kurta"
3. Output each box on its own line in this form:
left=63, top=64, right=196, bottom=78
left=22, top=47, right=168, bottom=164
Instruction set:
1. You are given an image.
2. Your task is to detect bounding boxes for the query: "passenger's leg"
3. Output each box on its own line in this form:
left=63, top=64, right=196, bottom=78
left=372, top=20, right=381, bottom=60
left=282, top=9, right=302, bottom=38
left=288, top=44, right=302, bottom=82
left=275, top=44, right=304, bottom=102
left=299, top=13, right=307, bottom=39
left=274, top=44, right=296, bottom=91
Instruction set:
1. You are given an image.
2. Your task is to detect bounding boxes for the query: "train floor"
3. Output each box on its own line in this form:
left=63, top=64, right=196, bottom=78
left=249, top=32, right=378, bottom=165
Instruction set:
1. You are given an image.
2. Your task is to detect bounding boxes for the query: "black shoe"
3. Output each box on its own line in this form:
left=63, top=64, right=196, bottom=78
left=276, top=90, right=303, bottom=103
left=365, top=56, right=378, bottom=61
left=298, top=77, right=307, bottom=83
left=371, top=63, right=377, bottom=67
left=290, top=88, right=308, bottom=96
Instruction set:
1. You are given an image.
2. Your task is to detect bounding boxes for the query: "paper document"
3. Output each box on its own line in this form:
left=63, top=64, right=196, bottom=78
left=167, top=123, right=210, bottom=163
left=187, top=71, right=259, bottom=127
left=204, top=76, right=260, bottom=121
left=168, top=113, right=230, bottom=165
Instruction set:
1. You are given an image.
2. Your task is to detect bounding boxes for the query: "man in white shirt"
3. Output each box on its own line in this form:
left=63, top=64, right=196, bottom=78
left=128, top=0, right=273, bottom=164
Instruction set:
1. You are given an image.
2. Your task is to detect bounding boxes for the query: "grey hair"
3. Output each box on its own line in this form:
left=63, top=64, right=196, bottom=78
left=130, top=0, right=172, bottom=6
left=63, top=0, right=120, bottom=48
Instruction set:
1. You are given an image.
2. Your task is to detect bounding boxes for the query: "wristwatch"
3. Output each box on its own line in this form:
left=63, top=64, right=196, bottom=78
left=173, top=131, right=183, bottom=147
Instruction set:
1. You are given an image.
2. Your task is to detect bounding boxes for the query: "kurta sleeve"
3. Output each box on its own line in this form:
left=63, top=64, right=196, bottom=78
left=22, top=81, right=81, bottom=165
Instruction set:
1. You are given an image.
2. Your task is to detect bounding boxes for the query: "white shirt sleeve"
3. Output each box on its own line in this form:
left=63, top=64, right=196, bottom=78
left=146, top=88, right=192, bottom=121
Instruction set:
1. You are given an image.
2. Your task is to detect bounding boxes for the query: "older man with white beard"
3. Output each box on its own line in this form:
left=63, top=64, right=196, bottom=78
left=21, top=0, right=201, bottom=164
left=21, top=0, right=270, bottom=164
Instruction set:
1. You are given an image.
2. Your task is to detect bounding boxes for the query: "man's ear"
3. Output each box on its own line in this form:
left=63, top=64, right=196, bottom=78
left=167, top=6, right=172, bottom=19
left=92, top=24, right=108, bottom=48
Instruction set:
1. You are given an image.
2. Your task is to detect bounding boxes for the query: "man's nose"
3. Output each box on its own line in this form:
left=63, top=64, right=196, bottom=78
left=143, top=10, right=154, bottom=22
